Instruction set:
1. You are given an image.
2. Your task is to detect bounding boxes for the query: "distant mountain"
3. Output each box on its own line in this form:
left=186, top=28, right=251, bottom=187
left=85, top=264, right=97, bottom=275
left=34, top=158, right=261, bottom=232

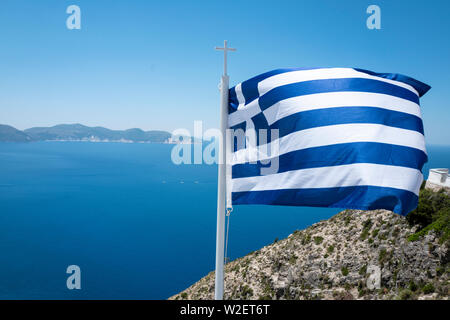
left=0, top=124, right=32, bottom=142
left=23, top=124, right=171, bottom=143
left=0, top=124, right=173, bottom=143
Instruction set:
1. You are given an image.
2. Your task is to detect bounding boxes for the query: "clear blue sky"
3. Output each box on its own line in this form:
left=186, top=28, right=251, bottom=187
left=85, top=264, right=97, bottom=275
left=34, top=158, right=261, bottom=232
left=0, top=0, right=449, bottom=145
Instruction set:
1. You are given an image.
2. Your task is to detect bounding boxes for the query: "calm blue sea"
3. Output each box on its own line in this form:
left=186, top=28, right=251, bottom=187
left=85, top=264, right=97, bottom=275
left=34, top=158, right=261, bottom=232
left=0, top=142, right=449, bottom=299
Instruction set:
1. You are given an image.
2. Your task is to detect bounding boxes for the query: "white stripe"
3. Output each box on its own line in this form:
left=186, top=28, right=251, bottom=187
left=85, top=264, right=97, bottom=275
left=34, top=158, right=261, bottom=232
left=235, top=83, right=245, bottom=109
left=232, top=163, right=423, bottom=196
left=228, top=99, right=260, bottom=127
left=263, top=92, right=421, bottom=125
left=257, top=68, right=419, bottom=97
left=232, top=123, right=426, bottom=165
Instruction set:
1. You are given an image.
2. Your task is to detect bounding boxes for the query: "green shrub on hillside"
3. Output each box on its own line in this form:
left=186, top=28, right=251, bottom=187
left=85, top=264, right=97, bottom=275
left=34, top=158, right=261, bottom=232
left=406, top=188, right=450, bottom=245
left=422, top=283, right=435, bottom=294
left=407, top=188, right=450, bottom=228
left=313, top=236, right=324, bottom=245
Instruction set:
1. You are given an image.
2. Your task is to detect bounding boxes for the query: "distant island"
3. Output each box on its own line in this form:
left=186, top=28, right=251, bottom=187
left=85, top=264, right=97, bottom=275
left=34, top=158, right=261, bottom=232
left=0, top=124, right=176, bottom=143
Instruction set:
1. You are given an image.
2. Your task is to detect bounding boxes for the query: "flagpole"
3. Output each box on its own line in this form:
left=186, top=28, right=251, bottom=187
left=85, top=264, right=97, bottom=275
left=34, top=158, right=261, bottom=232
left=214, top=73, right=228, bottom=300
left=214, top=40, right=235, bottom=300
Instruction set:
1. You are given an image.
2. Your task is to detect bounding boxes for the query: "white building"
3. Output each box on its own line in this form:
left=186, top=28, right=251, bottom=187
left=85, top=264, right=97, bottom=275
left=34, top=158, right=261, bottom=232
left=426, top=168, right=450, bottom=190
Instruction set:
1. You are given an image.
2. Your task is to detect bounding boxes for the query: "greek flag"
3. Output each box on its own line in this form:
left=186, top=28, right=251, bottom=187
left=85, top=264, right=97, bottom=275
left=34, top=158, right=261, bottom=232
left=228, top=68, right=430, bottom=215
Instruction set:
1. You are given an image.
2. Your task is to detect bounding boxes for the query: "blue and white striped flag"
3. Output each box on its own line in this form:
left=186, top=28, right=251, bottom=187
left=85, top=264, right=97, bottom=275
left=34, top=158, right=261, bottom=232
left=227, top=68, right=430, bottom=215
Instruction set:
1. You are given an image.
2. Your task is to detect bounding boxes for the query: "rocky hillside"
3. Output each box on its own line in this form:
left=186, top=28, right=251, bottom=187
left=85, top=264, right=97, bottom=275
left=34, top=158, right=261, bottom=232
left=172, top=190, right=449, bottom=300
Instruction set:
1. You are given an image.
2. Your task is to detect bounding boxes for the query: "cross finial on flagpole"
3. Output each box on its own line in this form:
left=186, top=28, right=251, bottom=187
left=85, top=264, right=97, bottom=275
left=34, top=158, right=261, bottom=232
left=215, top=40, right=236, bottom=76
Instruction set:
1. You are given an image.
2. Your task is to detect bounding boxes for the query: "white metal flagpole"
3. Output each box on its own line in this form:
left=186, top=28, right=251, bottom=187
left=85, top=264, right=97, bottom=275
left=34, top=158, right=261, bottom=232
left=214, top=40, right=236, bottom=300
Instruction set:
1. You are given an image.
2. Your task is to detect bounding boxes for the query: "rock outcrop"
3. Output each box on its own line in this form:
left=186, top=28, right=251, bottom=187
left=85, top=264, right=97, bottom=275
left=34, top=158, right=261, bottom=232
left=171, top=209, right=449, bottom=300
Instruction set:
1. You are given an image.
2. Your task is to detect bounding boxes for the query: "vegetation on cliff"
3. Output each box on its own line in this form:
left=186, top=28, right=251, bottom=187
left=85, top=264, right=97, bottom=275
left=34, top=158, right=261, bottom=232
left=407, top=186, right=450, bottom=245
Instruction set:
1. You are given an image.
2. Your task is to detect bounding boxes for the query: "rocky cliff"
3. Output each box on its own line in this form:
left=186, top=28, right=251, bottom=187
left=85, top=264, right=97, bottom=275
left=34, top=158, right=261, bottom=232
left=172, top=204, right=449, bottom=300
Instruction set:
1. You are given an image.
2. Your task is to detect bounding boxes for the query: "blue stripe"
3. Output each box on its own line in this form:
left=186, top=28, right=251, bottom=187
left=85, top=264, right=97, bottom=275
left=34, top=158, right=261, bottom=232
left=354, top=68, right=431, bottom=97
left=272, top=107, right=424, bottom=136
left=232, top=142, right=428, bottom=179
left=230, top=121, right=246, bottom=152
left=259, top=78, right=420, bottom=111
left=228, top=87, right=238, bottom=113
left=232, top=186, right=418, bottom=215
